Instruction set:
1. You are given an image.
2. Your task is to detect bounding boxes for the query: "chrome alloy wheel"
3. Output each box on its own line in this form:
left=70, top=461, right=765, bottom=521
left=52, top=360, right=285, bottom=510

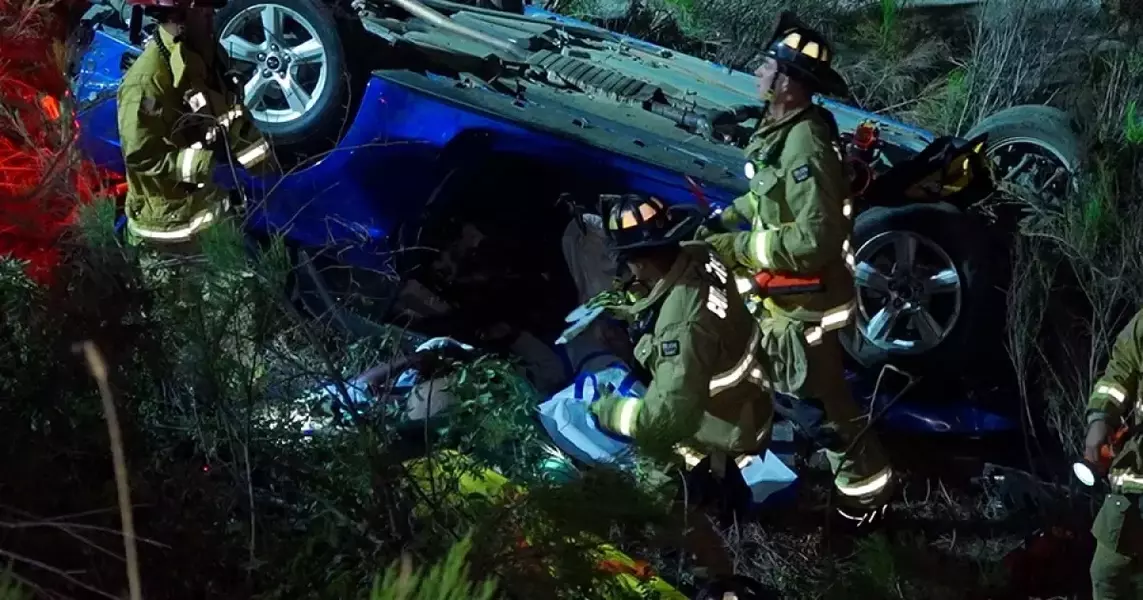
left=218, top=3, right=329, bottom=126
left=852, top=230, right=962, bottom=355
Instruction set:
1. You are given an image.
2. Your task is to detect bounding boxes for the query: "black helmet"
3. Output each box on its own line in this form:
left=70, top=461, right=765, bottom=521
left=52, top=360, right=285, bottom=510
left=600, top=193, right=702, bottom=254
left=764, top=12, right=849, bottom=98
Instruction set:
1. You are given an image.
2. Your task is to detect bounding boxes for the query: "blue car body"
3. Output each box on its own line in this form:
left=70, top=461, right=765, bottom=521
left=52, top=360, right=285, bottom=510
left=71, top=7, right=1016, bottom=437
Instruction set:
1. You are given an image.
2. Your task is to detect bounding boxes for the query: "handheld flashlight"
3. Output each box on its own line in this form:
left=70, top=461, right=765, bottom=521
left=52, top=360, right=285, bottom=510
left=1073, top=425, right=1130, bottom=487
left=1072, top=459, right=1105, bottom=487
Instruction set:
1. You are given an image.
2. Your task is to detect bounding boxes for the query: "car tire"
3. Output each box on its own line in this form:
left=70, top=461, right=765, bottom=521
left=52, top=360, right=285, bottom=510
left=216, top=0, right=352, bottom=155
left=840, top=202, right=1000, bottom=377
left=965, top=104, right=1083, bottom=210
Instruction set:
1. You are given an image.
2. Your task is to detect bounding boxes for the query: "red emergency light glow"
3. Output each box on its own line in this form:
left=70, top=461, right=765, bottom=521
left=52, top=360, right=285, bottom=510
left=0, top=1, right=111, bottom=284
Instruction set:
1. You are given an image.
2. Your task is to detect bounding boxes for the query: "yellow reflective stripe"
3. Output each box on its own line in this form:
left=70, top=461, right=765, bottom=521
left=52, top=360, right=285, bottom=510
left=836, top=466, right=893, bottom=497
left=748, top=365, right=771, bottom=389
left=804, top=325, right=824, bottom=346
left=205, top=107, right=244, bottom=143
left=237, top=140, right=269, bottom=167
left=220, top=106, right=242, bottom=126
left=751, top=229, right=772, bottom=268
left=178, top=146, right=206, bottom=182
left=1110, top=471, right=1143, bottom=491
left=842, top=197, right=853, bottom=218
left=613, top=398, right=641, bottom=437
left=677, top=448, right=757, bottom=470
left=128, top=207, right=217, bottom=243
left=820, top=299, right=856, bottom=331
left=762, top=299, right=853, bottom=330
left=841, top=238, right=855, bottom=273
left=1094, top=382, right=1128, bottom=404
left=709, top=328, right=762, bottom=395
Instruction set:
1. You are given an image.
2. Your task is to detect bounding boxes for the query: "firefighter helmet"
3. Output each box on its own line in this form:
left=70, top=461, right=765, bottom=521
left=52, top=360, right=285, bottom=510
left=600, top=193, right=703, bottom=254
left=763, top=12, right=849, bottom=98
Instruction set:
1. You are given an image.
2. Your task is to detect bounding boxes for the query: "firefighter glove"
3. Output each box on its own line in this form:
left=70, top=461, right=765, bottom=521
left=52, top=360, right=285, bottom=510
left=1085, top=419, right=1110, bottom=465
left=703, top=232, right=737, bottom=262
left=590, top=392, right=637, bottom=438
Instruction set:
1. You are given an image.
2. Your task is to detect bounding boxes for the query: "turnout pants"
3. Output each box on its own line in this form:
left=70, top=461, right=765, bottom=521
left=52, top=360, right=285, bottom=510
left=759, top=313, right=892, bottom=509
left=1091, top=493, right=1143, bottom=599
left=666, top=453, right=753, bottom=578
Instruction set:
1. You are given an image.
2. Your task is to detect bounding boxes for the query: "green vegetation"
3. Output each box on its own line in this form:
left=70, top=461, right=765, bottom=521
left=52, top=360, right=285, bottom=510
left=369, top=537, right=497, bottom=600
left=3, top=0, right=1143, bottom=599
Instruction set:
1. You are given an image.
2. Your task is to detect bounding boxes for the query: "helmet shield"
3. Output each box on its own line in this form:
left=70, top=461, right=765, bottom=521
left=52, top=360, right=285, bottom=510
left=763, top=12, right=849, bottom=98
left=600, top=193, right=702, bottom=255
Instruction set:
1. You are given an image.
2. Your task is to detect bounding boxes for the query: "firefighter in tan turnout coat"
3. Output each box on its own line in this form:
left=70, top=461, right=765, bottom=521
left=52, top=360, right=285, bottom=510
left=118, top=0, right=272, bottom=248
left=589, top=193, right=773, bottom=577
left=1086, top=307, right=1143, bottom=599
left=698, top=13, right=894, bottom=525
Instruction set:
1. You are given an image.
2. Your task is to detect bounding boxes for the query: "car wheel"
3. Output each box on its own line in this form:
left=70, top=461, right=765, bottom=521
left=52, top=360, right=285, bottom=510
left=965, top=105, right=1083, bottom=210
left=216, top=0, right=351, bottom=152
left=840, top=203, right=997, bottom=376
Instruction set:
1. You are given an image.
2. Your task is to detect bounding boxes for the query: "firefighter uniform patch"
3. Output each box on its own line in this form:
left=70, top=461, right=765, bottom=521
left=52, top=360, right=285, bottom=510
left=792, top=164, right=811, bottom=183
left=661, top=340, right=680, bottom=357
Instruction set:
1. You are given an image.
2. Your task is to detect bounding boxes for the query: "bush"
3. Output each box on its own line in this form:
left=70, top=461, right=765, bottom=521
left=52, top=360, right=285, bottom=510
left=0, top=215, right=701, bottom=598
left=5, top=0, right=1142, bottom=598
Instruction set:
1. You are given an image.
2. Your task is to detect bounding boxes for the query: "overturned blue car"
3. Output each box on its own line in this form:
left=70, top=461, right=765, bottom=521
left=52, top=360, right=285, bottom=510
left=70, top=0, right=1083, bottom=503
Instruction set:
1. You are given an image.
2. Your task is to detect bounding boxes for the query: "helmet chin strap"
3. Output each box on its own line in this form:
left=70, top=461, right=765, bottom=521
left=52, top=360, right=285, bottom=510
left=758, top=99, right=772, bottom=118
left=758, top=75, right=776, bottom=116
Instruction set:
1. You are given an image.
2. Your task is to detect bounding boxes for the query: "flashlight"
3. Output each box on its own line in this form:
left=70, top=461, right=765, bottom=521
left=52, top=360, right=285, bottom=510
left=1072, top=459, right=1104, bottom=487
left=1073, top=426, right=1129, bottom=487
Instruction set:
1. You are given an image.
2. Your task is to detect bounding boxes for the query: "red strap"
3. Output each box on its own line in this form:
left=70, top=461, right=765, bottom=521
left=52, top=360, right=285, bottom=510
left=753, top=271, right=823, bottom=296
left=684, top=175, right=710, bottom=210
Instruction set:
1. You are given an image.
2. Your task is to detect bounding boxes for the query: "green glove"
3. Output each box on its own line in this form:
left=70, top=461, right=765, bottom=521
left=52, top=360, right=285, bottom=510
left=585, top=288, right=628, bottom=310
left=704, top=232, right=738, bottom=263
left=590, top=392, right=640, bottom=438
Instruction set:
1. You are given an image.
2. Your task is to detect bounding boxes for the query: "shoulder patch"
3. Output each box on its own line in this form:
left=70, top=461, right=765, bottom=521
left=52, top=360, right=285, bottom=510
left=661, top=340, right=680, bottom=357
left=792, top=164, right=811, bottom=183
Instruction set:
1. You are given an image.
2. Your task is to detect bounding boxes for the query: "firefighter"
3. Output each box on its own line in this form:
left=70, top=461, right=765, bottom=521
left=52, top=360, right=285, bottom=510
left=588, top=193, right=773, bottom=577
left=117, top=0, right=272, bottom=251
left=1086, top=307, right=1143, bottom=599
left=697, top=12, right=894, bottom=525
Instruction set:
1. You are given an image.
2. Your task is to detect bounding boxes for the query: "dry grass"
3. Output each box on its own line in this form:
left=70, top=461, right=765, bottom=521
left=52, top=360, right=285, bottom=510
left=1006, top=163, right=1143, bottom=460
left=704, top=468, right=1055, bottom=599
left=2, top=0, right=1141, bottom=598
